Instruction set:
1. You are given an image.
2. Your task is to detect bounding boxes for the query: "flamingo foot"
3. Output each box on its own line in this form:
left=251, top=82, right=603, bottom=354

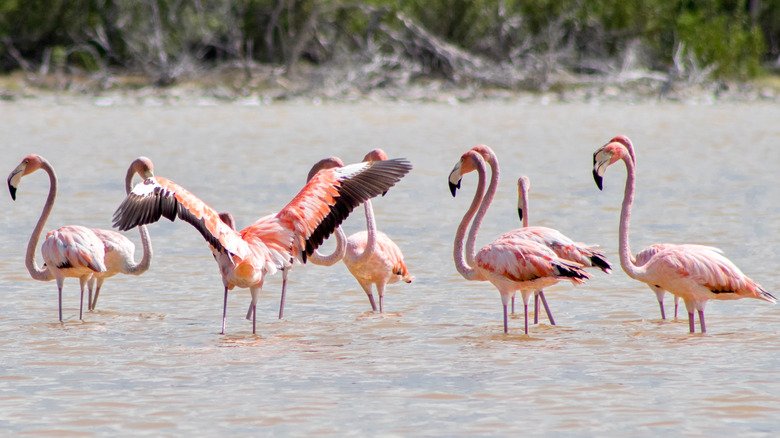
left=698, top=310, right=706, bottom=333
left=539, top=292, right=555, bottom=326
left=688, top=312, right=695, bottom=333
left=533, top=293, right=539, bottom=324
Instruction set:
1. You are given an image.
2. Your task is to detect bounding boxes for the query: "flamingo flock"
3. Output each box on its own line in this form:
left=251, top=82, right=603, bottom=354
left=5, top=135, right=776, bottom=336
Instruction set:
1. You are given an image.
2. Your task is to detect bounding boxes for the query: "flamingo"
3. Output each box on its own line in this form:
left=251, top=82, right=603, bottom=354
left=112, top=156, right=412, bottom=334
left=607, top=135, right=680, bottom=320
left=87, top=157, right=154, bottom=311
left=592, top=137, right=776, bottom=333
left=449, top=145, right=590, bottom=334
left=342, top=149, right=413, bottom=313
left=7, top=154, right=107, bottom=322
left=505, top=175, right=612, bottom=325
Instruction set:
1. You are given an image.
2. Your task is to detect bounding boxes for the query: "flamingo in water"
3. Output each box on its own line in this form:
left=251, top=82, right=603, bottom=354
left=342, top=149, right=413, bottom=313
left=507, top=175, right=612, bottom=325
left=217, top=157, right=349, bottom=333
left=449, top=145, right=591, bottom=334
left=592, top=137, right=776, bottom=333
left=88, top=157, right=154, bottom=311
left=7, top=154, right=135, bottom=322
left=607, top=136, right=680, bottom=320
left=112, top=156, right=411, bottom=334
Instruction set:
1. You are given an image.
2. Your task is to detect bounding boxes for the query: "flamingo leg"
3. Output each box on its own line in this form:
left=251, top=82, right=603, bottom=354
left=252, top=304, right=256, bottom=335
left=359, top=281, right=377, bottom=311
left=511, top=294, right=515, bottom=315
left=377, top=282, right=386, bottom=314
left=87, top=280, right=93, bottom=312
left=91, top=279, right=103, bottom=311
left=79, top=284, right=84, bottom=321
left=698, top=310, right=706, bottom=333
left=688, top=312, right=695, bottom=333
left=502, top=304, right=508, bottom=333
left=674, top=297, right=680, bottom=319
left=524, top=303, right=529, bottom=335
left=658, top=299, right=667, bottom=320
left=220, top=286, right=228, bottom=335
left=539, top=292, right=555, bottom=325
left=278, top=267, right=289, bottom=320
left=533, top=293, right=539, bottom=324
left=56, top=277, right=64, bottom=322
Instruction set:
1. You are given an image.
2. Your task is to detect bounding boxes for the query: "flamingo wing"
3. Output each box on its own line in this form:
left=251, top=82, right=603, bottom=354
left=502, top=226, right=612, bottom=273
left=42, top=225, right=106, bottom=272
left=274, top=158, right=412, bottom=262
left=112, top=176, right=249, bottom=258
left=477, top=238, right=590, bottom=284
left=660, top=246, right=775, bottom=302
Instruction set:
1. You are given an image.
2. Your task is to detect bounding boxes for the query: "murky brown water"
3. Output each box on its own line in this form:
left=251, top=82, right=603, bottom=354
left=1, top=99, right=778, bottom=435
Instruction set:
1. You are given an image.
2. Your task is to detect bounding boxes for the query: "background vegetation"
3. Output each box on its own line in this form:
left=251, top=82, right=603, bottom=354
left=0, top=0, right=777, bottom=92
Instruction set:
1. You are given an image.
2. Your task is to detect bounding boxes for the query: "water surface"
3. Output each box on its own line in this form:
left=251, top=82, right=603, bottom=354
left=0, top=100, right=778, bottom=435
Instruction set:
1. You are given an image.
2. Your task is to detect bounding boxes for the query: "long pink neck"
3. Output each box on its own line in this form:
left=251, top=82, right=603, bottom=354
left=466, top=151, right=499, bottom=264
left=26, top=162, right=56, bottom=281
left=520, top=184, right=529, bottom=228
left=454, top=159, right=487, bottom=281
left=124, top=169, right=152, bottom=275
left=309, top=226, right=346, bottom=266
left=353, top=199, right=377, bottom=263
left=618, top=154, right=643, bottom=279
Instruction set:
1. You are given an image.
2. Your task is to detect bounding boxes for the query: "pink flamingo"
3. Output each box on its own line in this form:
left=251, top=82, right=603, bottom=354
left=506, top=175, right=612, bottom=325
left=87, top=157, right=154, bottom=311
left=449, top=145, right=590, bottom=334
left=7, top=154, right=107, bottom=322
left=606, top=136, right=680, bottom=320
left=112, top=156, right=411, bottom=334
left=342, top=149, right=413, bottom=313
left=593, top=137, right=776, bottom=333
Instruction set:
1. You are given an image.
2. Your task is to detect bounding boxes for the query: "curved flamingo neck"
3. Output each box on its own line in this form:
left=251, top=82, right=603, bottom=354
left=353, top=199, right=377, bottom=263
left=466, top=150, right=499, bottom=264
left=619, top=154, right=643, bottom=279
left=124, top=166, right=152, bottom=275
left=454, top=158, right=487, bottom=281
left=309, top=226, right=346, bottom=266
left=26, top=161, right=56, bottom=281
left=520, top=183, right=529, bottom=228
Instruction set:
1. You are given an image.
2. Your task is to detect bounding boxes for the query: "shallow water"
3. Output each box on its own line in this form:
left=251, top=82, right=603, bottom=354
left=0, top=100, right=778, bottom=436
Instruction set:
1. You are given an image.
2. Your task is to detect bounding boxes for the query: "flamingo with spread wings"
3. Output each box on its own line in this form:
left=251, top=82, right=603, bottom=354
left=112, top=156, right=412, bottom=334
left=449, top=145, right=590, bottom=334
left=593, top=136, right=776, bottom=333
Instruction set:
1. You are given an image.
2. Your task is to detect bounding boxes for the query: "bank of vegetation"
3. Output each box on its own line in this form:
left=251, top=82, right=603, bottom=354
left=1, top=0, right=779, bottom=100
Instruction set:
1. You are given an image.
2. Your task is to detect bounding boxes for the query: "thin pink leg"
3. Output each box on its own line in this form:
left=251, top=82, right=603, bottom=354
left=674, top=299, right=679, bottom=319
left=523, top=303, right=529, bottom=335
left=658, top=299, right=666, bottom=320
left=379, top=295, right=384, bottom=313
left=252, top=304, right=257, bottom=335
left=58, top=286, right=63, bottom=322
left=539, top=292, right=555, bottom=325
left=502, top=304, right=508, bottom=333
left=278, top=268, right=288, bottom=320
left=698, top=310, right=706, bottom=333
left=88, top=286, right=93, bottom=312
left=79, top=285, right=84, bottom=321
left=367, top=293, right=377, bottom=311
left=511, top=294, right=515, bottom=315
left=220, top=286, right=228, bottom=335
left=533, top=293, right=539, bottom=324
left=688, top=312, right=695, bottom=333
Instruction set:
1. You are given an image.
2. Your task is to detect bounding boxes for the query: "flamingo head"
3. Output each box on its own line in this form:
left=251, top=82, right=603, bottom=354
left=125, top=156, right=155, bottom=195
left=306, top=156, right=344, bottom=182
left=449, top=149, right=485, bottom=197
left=7, top=154, right=45, bottom=201
left=362, top=148, right=388, bottom=162
left=592, top=141, right=628, bottom=190
left=516, top=176, right=530, bottom=221
left=609, top=135, right=636, bottom=163
left=218, top=211, right=236, bottom=230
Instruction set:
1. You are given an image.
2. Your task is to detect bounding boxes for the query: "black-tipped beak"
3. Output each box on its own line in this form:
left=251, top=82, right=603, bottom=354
left=8, top=183, right=16, bottom=201
left=518, top=208, right=523, bottom=221
left=593, top=169, right=603, bottom=191
left=449, top=180, right=461, bottom=197
left=382, top=190, right=388, bottom=197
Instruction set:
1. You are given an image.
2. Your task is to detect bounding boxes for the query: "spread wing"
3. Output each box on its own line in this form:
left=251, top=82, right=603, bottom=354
left=112, top=176, right=250, bottom=258
left=274, top=157, right=412, bottom=263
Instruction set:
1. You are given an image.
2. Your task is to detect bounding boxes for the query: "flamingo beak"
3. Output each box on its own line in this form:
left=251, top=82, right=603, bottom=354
left=518, top=207, right=524, bottom=221
left=448, top=162, right=462, bottom=197
left=7, top=167, right=24, bottom=201
left=593, top=169, right=603, bottom=191
left=592, top=150, right=611, bottom=191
